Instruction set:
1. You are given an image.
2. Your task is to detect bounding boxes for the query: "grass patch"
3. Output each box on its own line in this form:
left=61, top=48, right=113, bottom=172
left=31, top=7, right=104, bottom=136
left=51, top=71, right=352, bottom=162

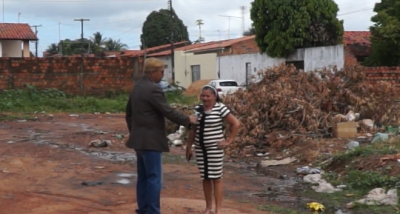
left=257, top=205, right=300, bottom=214
left=0, top=85, right=197, bottom=113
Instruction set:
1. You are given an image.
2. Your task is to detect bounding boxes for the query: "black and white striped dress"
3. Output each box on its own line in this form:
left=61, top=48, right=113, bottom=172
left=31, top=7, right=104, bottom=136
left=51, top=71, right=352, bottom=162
left=194, top=103, right=230, bottom=179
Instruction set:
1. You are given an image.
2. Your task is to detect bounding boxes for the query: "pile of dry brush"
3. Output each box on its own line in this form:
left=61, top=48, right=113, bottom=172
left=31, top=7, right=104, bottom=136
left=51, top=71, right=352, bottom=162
left=223, top=64, right=400, bottom=155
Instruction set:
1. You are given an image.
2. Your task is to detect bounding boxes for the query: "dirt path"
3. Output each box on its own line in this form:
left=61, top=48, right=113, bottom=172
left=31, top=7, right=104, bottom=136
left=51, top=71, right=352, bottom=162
left=0, top=113, right=271, bottom=214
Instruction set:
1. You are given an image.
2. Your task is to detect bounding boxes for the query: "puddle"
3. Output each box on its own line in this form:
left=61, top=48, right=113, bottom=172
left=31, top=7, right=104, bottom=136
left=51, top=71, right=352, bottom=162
left=117, top=173, right=137, bottom=178
left=115, top=179, right=130, bottom=185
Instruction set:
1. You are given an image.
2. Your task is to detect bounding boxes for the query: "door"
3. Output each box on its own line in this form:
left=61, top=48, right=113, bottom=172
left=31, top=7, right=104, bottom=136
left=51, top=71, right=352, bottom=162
left=245, top=62, right=252, bottom=86
left=191, top=65, right=201, bottom=83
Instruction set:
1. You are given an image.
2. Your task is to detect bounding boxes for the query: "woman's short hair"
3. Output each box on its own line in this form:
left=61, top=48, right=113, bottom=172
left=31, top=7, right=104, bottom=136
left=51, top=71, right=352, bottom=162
left=144, top=58, right=164, bottom=74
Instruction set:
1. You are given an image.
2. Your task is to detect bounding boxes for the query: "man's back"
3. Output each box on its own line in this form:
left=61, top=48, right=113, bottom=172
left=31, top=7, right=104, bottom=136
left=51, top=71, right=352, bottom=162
left=125, top=76, right=189, bottom=152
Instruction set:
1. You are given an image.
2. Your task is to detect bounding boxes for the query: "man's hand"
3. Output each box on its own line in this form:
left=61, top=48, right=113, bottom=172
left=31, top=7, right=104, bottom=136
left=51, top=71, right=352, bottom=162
left=189, top=116, right=198, bottom=124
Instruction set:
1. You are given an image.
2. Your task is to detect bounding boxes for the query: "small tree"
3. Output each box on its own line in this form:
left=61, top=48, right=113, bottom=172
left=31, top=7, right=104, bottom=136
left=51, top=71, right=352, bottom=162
left=363, top=0, right=400, bottom=66
left=243, top=27, right=255, bottom=36
left=250, top=0, right=344, bottom=57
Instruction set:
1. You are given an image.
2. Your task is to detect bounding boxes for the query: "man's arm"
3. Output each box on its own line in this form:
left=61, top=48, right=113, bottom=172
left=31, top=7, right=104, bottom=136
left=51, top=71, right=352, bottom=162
left=125, top=97, right=132, bottom=131
left=149, top=86, right=190, bottom=127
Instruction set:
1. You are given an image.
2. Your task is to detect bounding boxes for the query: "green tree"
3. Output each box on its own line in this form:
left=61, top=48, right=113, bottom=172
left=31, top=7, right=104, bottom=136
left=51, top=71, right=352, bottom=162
left=250, top=0, right=344, bottom=57
left=243, top=27, right=255, bottom=36
left=45, top=43, right=59, bottom=55
left=90, top=32, right=107, bottom=53
left=104, top=38, right=128, bottom=51
left=363, top=0, right=400, bottom=66
left=140, top=9, right=189, bottom=48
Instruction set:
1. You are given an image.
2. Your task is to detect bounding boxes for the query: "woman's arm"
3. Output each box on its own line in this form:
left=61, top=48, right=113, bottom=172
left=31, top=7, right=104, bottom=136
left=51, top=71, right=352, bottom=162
left=187, top=126, right=196, bottom=147
left=224, top=114, right=240, bottom=144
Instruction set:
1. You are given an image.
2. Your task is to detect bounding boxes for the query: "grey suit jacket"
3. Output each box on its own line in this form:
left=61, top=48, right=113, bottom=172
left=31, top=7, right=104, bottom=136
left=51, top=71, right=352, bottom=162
left=125, top=75, right=190, bottom=152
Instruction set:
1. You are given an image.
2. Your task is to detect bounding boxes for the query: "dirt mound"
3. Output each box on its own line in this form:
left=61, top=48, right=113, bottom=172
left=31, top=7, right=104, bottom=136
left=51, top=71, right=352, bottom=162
left=184, top=79, right=213, bottom=97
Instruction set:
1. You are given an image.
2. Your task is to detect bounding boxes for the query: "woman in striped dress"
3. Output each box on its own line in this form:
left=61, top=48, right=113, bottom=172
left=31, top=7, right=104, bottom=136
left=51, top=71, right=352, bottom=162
left=186, top=85, right=240, bottom=214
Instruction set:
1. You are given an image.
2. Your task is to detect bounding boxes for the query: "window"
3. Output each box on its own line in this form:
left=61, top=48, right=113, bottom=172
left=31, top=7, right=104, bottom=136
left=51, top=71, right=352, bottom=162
left=219, top=81, right=238, bottom=86
left=191, top=65, right=201, bottom=82
left=285, top=60, right=304, bottom=70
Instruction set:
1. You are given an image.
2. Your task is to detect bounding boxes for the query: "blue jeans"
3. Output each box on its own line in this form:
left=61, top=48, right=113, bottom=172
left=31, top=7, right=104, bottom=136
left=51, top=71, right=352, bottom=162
left=135, top=150, right=162, bottom=214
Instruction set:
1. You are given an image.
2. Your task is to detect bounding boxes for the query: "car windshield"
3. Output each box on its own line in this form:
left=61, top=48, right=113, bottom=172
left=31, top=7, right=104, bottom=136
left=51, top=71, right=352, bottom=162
left=219, top=81, right=238, bottom=86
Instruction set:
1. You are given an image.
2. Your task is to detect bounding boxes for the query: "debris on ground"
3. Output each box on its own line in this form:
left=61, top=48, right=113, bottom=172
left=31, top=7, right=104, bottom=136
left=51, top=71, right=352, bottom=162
left=346, top=188, right=397, bottom=208
left=89, top=139, right=112, bottom=148
left=303, top=174, right=343, bottom=193
left=81, top=181, right=103, bottom=186
left=183, top=79, right=213, bottom=98
left=223, top=64, right=400, bottom=155
left=296, top=166, right=321, bottom=175
left=167, top=126, right=186, bottom=147
left=307, top=202, right=325, bottom=212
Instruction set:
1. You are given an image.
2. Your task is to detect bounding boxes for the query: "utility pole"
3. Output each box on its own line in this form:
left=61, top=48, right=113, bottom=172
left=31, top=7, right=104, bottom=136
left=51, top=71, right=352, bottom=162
left=168, top=0, right=175, bottom=82
left=18, top=12, right=21, bottom=23
left=218, top=15, right=241, bottom=39
left=195, top=19, right=204, bottom=43
left=31, top=25, right=42, bottom=57
left=2, top=0, right=4, bottom=22
left=58, top=22, right=62, bottom=55
left=74, top=18, right=90, bottom=40
left=240, top=6, right=246, bottom=35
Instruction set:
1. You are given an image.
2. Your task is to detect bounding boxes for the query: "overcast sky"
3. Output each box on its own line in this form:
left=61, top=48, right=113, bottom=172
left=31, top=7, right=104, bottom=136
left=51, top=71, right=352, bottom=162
left=2, top=0, right=378, bottom=56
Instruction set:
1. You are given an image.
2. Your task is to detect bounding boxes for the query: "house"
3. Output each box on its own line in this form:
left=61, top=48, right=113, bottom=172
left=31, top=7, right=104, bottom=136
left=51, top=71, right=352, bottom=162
left=0, top=23, right=38, bottom=57
left=343, top=31, right=371, bottom=65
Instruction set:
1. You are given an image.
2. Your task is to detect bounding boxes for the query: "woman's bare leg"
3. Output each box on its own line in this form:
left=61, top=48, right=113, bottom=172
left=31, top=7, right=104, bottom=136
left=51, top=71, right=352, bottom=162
left=213, top=178, right=223, bottom=213
left=203, top=179, right=213, bottom=213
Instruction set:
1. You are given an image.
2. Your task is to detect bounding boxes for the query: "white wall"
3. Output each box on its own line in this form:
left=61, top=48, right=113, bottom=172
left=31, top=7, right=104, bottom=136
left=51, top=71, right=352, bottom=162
left=219, top=44, right=344, bottom=85
left=303, top=44, right=344, bottom=71
left=2, top=40, right=22, bottom=57
left=219, top=53, right=285, bottom=85
left=156, top=56, right=173, bottom=82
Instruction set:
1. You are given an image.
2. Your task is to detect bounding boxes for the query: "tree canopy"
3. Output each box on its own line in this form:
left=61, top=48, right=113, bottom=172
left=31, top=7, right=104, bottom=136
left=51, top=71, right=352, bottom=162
left=45, top=31, right=128, bottom=56
left=363, top=0, right=400, bottom=66
left=243, top=27, right=255, bottom=36
left=250, top=0, right=344, bottom=57
left=140, top=9, right=190, bottom=48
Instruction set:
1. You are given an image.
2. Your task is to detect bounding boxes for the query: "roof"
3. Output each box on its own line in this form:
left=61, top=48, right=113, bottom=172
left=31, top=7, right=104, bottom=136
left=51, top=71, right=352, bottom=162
left=343, top=31, right=370, bottom=45
left=147, top=41, right=219, bottom=57
left=120, top=41, right=189, bottom=57
left=187, top=35, right=256, bottom=53
left=0, top=23, right=38, bottom=40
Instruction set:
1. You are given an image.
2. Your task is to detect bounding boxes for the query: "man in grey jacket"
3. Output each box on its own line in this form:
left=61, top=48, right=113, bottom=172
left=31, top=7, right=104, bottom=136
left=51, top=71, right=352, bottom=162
left=125, top=57, right=197, bottom=214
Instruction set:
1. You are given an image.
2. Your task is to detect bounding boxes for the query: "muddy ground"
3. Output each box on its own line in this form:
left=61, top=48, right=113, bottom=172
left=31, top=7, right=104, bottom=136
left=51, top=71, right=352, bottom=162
left=1, top=113, right=386, bottom=214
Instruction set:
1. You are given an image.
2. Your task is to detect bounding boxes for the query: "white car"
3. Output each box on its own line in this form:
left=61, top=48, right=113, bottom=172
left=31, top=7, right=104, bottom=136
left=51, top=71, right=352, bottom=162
left=208, top=79, right=241, bottom=98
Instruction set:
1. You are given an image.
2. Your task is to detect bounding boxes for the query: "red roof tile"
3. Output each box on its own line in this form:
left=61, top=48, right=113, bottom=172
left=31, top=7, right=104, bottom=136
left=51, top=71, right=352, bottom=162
left=147, top=41, right=219, bottom=57
left=0, top=23, right=38, bottom=40
left=343, top=31, right=370, bottom=45
left=187, top=35, right=256, bottom=52
left=120, top=41, right=189, bottom=57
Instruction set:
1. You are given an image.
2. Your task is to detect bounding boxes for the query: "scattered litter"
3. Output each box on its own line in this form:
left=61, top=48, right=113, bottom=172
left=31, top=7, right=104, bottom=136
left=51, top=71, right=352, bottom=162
left=371, top=133, right=389, bottom=144
left=105, top=112, right=111, bottom=114
left=94, top=112, right=100, bottom=115
left=114, top=179, right=130, bottom=185
left=346, top=188, right=397, bottom=208
left=81, top=181, right=103, bottom=186
left=117, top=173, right=137, bottom=178
left=6, top=141, right=15, bottom=144
left=346, top=141, right=359, bottom=149
left=307, top=202, right=325, bottom=212
left=69, top=114, right=79, bottom=117
left=17, top=120, right=27, bottom=123
left=94, top=166, right=105, bottom=169
left=167, top=126, right=186, bottom=146
left=256, top=157, right=297, bottom=168
left=115, top=134, right=123, bottom=139
left=89, top=139, right=112, bottom=148
left=255, top=152, right=269, bottom=157
left=379, top=154, right=400, bottom=165
left=171, top=139, right=183, bottom=146
left=303, top=174, right=343, bottom=193
left=296, top=166, right=321, bottom=175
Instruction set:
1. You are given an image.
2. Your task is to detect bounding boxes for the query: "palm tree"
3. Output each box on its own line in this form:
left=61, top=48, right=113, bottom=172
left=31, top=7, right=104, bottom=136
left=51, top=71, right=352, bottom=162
left=104, top=38, right=128, bottom=51
left=90, top=32, right=107, bottom=52
left=45, top=43, right=58, bottom=56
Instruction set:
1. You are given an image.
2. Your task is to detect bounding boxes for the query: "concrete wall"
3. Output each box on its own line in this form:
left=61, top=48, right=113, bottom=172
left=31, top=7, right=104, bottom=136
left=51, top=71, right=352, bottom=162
left=23, top=40, right=30, bottom=57
left=303, top=44, right=344, bottom=71
left=2, top=40, right=22, bottom=57
left=155, top=55, right=173, bottom=82
left=174, top=50, right=218, bottom=88
left=219, top=53, right=285, bottom=85
left=219, top=44, right=344, bottom=85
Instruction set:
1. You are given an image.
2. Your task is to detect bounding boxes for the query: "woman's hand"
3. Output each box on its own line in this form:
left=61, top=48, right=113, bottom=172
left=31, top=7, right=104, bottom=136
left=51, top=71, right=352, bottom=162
left=217, top=140, right=231, bottom=149
left=186, top=146, right=193, bottom=162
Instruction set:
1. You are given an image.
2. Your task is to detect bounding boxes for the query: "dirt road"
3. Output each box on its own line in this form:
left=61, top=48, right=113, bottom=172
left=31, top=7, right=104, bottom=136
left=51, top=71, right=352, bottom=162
left=0, top=113, right=272, bottom=214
